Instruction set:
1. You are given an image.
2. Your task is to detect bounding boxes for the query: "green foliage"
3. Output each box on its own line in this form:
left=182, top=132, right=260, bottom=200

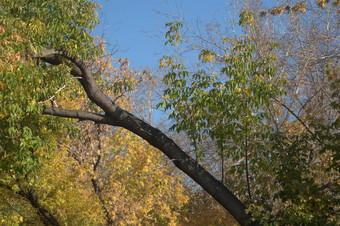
left=259, top=133, right=339, bottom=225
left=159, top=35, right=285, bottom=159
left=158, top=34, right=289, bottom=212
left=0, top=0, right=100, bottom=58
left=1, top=0, right=338, bottom=224
left=239, top=11, right=254, bottom=27
left=0, top=1, right=192, bottom=223
left=165, top=21, right=183, bottom=46
left=0, top=0, right=101, bottom=176
left=0, top=0, right=103, bottom=224
left=160, top=6, right=339, bottom=222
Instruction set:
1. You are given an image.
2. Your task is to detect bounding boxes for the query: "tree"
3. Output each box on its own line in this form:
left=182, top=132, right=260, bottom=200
left=158, top=0, right=339, bottom=224
left=0, top=24, right=190, bottom=226
left=0, top=0, right=253, bottom=224
left=245, top=1, right=339, bottom=223
left=62, top=55, right=190, bottom=225
left=0, top=0, right=95, bottom=224
left=2, top=0, right=338, bottom=224
left=37, top=40, right=253, bottom=224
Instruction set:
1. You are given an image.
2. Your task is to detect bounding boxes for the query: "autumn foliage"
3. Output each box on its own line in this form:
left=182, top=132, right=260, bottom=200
left=0, top=0, right=339, bottom=225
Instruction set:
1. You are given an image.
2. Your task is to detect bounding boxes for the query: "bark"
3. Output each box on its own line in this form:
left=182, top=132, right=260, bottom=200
left=22, top=190, right=59, bottom=226
left=37, top=49, right=255, bottom=225
left=0, top=183, right=59, bottom=226
left=91, top=125, right=114, bottom=225
left=91, top=178, right=114, bottom=225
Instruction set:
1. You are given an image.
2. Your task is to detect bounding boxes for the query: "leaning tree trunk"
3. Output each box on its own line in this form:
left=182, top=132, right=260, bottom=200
left=35, top=49, right=256, bottom=225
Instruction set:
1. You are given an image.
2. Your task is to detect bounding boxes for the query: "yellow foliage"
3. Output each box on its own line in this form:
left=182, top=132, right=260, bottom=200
left=22, top=78, right=190, bottom=225
left=199, top=53, right=215, bottom=63
left=316, top=0, right=330, bottom=8
left=160, top=59, right=167, bottom=68
left=292, top=2, right=307, bottom=13
left=270, top=6, right=285, bottom=15
left=159, top=56, right=174, bottom=68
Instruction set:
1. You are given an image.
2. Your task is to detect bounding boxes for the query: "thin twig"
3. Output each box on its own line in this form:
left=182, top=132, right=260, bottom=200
left=274, top=98, right=324, bottom=145
left=37, top=85, right=66, bottom=105
left=7, top=201, right=24, bottom=218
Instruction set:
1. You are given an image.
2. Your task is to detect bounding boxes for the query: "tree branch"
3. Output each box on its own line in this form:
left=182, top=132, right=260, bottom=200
left=7, top=201, right=24, bottom=218
left=39, top=49, right=254, bottom=225
left=0, top=183, right=59, bottom=226
left=43, top=107, right=116, bottom=126
left=274, top=98, right=323, bottom=145
left=31, top=49, right=63, bottom=65
left=38, top=85, right=66, bottom=105
left=21, top=189, right=59, bottom=226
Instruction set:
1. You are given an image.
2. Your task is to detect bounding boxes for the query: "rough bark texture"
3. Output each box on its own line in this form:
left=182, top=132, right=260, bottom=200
left=38, top=49, right=255, bottom=225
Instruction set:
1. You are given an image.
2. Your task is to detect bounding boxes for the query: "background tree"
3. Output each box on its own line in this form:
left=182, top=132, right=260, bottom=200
left=0, top=17, right=191, bottom=225
left=159, top=0, right=339, bottom=224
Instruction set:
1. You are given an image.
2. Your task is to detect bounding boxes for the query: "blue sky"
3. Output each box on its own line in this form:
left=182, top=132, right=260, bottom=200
left=91, top=0, right=276, bottom=125
left=93, top=0, right=229, bottom=68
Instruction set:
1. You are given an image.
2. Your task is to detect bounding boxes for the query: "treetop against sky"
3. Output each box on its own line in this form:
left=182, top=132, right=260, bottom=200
left=92, top=0, right=234, bottom=67
left=93, top=0, right=279, bottom=68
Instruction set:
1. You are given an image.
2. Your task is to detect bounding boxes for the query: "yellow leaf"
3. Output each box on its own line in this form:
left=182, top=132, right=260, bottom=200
left=160, top=59, right=166, bottom=68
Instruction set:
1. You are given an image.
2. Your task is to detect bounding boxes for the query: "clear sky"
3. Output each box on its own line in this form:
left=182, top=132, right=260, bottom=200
left=93, top=0, right=229, bottom=69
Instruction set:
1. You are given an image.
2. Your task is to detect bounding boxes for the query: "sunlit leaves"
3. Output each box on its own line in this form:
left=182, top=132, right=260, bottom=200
left=159, top=55, right=175, bottom=68
left=0, top=0, right=103, bottom=223
left=198, top=50, right=216, bottom=63
left=270, top=6, right=285, bottom=16
left=259, top=1, right=337, bottom=18
left=0, top=0, right=103, bottom=177
left=292, top=2, right=307, bottom=13
left=165, top=21, right=183, bottom=46
left=239, top=11, right=254, bottom=27
left=244, top=1, right=339, bottom=222
left=316, top=0, right=329, bottom=8
left=159, top=29, right=289, bottom=220
left=60, top=91, right=189, bottom=224
left=147, top=0, right=337, bottom=224
left=160, top=35, right=285, bottom=150
left=0, top=0, right=101, bottom=59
